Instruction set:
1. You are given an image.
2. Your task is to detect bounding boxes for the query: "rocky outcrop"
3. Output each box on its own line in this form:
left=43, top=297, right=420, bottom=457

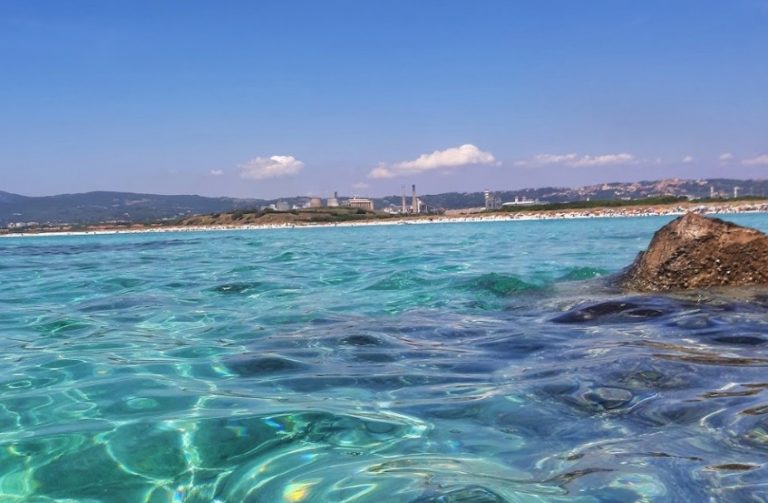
left=618, top=212, right=768, bottom=291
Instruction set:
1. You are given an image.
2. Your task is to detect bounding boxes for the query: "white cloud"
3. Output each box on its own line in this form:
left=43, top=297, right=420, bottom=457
left=239, top=155, right=304, bottom=180
left=368, top=144, right=496, bottom=179
left=570, top=153, right=636, bottom=167
left=719, top=152, right=734, bottom=162
left=518, top=152, right=637, bottom=167
left=369, top=165, right=395, bottom=179
left=352, top=181, right=370, bottom=189
left=209, top=169, right=224, bottom=176
left=682, top=155, right=694, bottom=163
left=743, top=154, right=768, bottom=166
left=529, top=153, right=580, bottom=165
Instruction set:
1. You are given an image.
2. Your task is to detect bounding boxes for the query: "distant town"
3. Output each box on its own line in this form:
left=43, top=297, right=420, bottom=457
left=2, top=177, right=768, bottom=232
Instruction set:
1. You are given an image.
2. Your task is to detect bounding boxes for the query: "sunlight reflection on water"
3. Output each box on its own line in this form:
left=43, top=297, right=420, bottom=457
left=1, top=215, right=768, bottom=501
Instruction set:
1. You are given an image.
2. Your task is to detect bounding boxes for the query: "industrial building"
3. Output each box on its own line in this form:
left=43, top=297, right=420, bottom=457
left=347, top=197, right=374, bottom=211
left=273, top=200, right=290, bottom=211
left=484, top=190, right=501, bottom=210
left=502, top=196, right=542, bottom=207
left=399, top=184, right=423, bottom=214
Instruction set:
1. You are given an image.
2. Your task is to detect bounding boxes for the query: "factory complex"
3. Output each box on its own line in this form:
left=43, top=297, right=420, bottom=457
left=263, top=184, right=435, bottom=215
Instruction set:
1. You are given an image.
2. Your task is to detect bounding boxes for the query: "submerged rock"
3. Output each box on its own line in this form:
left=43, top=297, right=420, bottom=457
left=551, top=300, right=667, bottom=324
left=618, top=213, right=768, bottom=292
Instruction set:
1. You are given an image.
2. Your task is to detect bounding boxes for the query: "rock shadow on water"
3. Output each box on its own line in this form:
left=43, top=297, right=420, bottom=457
left=224, top=354, right=308, bottom=377
left=710, top=334, right=767, bottom=346
left=477, top=335, right=551, bottom=360
left=338, top=334, right=388, bottom=347
left=537, top=379, right=636, bottom=415
left=551, top=297, right=674, bottom=324
left=614, top=363, right=693, bottom=392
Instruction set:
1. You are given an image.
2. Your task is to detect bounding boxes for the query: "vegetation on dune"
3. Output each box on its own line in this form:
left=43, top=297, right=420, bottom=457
left=497, top=195, right=768, bottom=214
left=499, top=196, right=689, bottom=213
left=179, top=207, right=396, bottom=226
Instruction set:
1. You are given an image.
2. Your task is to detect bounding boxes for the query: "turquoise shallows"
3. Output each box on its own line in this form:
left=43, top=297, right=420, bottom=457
left=1, top=214, right=768, bottom=502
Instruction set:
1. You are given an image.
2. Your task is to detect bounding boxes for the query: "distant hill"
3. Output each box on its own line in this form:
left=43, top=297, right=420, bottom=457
left=0, top=191, right=264, bottom=226
left=2, top=178, right=767, bottom=227
left=0, top=191, right=30, bottom=205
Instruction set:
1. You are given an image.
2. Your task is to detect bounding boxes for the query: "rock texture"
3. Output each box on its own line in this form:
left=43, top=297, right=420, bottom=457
left=619, top=212, right=768, bottom=291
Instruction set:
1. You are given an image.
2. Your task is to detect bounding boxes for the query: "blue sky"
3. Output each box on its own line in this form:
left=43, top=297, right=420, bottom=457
left=1, top=1, right=767, bottom=198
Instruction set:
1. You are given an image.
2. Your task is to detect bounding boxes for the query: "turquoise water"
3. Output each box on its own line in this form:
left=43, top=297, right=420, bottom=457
left=2, top=214, right=768, bottom=502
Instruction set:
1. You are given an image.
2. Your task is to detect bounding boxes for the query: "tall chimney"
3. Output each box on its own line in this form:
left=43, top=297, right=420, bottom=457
left=401, top=186, right=406, bottom=214
left=412, top=184, right=418, bottom=214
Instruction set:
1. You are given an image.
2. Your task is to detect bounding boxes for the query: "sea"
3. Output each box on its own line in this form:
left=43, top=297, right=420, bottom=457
left=2, top=214, right=768, bottom=503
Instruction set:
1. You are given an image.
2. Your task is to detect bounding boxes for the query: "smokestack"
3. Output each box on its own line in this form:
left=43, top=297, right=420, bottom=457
left=412, top=184, right=418, bottom=214
left=334, top=191, right=338, bottom=199
left=401, top=186, right=406, bottom=214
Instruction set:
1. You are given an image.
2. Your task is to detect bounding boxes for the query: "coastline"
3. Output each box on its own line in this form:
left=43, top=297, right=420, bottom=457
left=4, top=200, right=768, bottom=238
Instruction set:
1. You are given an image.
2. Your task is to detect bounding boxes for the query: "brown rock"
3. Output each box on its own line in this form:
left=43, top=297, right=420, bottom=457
left=618, top=212, right=768, bottom=291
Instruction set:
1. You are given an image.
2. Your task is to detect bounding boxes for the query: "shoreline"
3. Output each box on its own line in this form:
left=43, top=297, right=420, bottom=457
left=4, top=201, right=768, bottom=238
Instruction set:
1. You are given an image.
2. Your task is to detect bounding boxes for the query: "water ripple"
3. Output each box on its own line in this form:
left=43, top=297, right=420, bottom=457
left=2, top=215, right=768, bottom=501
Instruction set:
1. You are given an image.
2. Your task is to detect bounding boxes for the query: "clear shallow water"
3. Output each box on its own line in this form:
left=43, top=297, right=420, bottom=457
left=2, top=215, right=768, bottom=502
